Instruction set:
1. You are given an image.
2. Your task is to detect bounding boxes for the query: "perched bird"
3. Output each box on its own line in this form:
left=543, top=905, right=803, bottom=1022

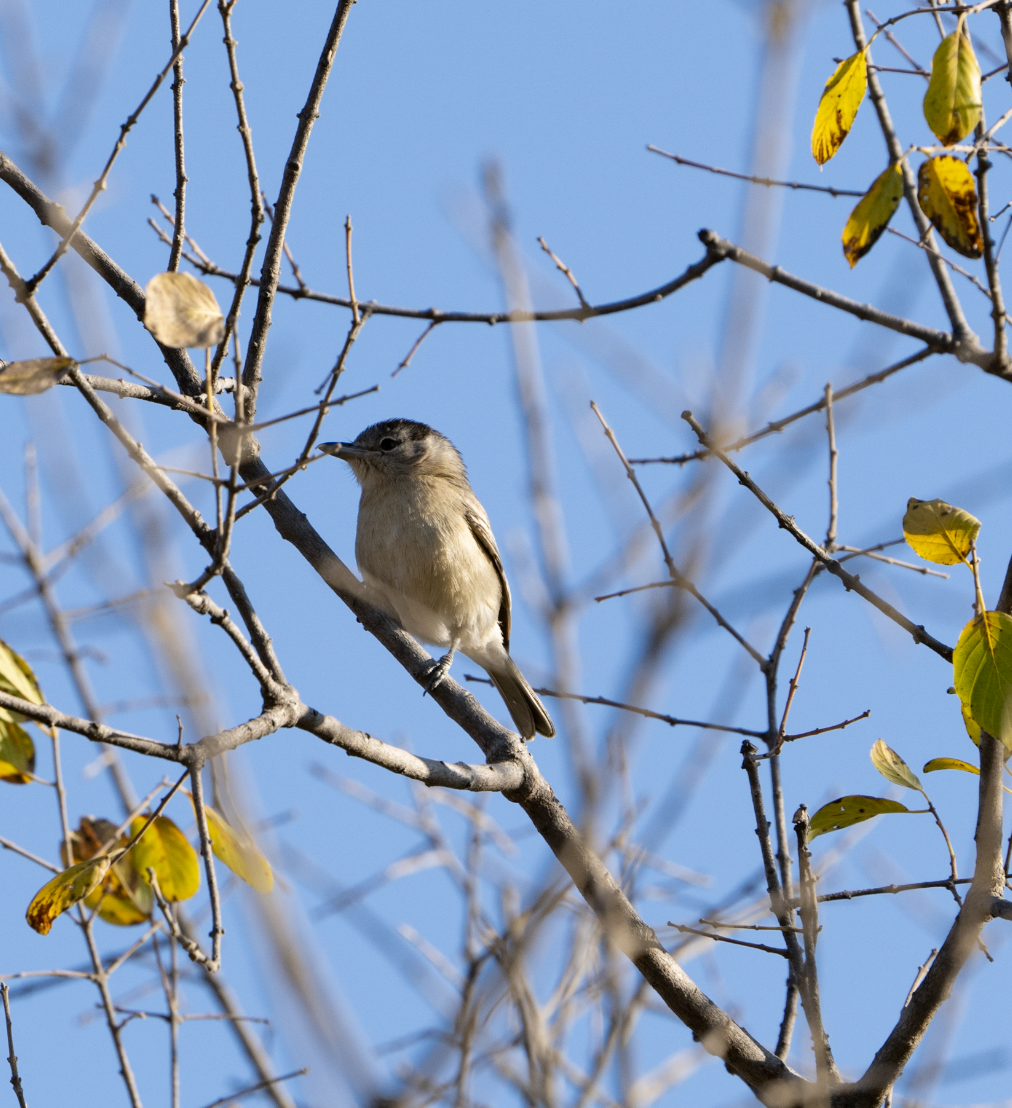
left=321, top=419, right=555, bottom=739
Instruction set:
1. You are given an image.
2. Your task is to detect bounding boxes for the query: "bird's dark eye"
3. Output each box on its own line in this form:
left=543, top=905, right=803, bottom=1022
left=379, top=437, right=398, bottom=451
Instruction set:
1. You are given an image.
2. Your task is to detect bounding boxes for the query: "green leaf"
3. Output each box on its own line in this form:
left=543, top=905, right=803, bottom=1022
left=128, top=816, right=200, bottom=902
left=26, top=858, right=110, bottom=935
left=0, top=357, right=75, bottom=396
left=0, top=719, right=35, bottom=784
left=842, top=163, right=904, bottom=268
left=917, top=156, right=982, bottom=259
left=870, top=739, right=922, bottom=791
left=923, top=756, right=979, bottom=775
left=144, top=272, right=225, bottom=349
left=953, top=611, right=1012, bottom=749
left=923, top=20, right=981, bottom=146
left=903, top=497, right=980, bottom=565
left=203, top=804, right=273, bottom=894
left=811, top=51, right=867, bottom=165
left=809, top=795, right=913, bottom=839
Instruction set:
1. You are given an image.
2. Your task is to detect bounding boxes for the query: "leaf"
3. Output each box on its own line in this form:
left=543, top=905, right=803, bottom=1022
left=203, top=804, right=273, bottom=894
left=924, top=756, right=979, bottom=775
left=962, top=699, right=981, bottom=746
left=917, top=156, right=982, bottom=259
left=144, top=272, right=225, bottom=349
left=811, top=50, right=867, bottom=165
left=0, top=719, right=35, bottom=784
left=26, top=858, right=110, bottom=935
left=870, top=738, right=922, bottom=791
left=842, top=163, right=904, bottom=268
left=128, top=816, right=200, bottom=902
left=69, top=818, right=152, bottom=926
left=809, top=795, right=913, bottom=839
left=923, top=21, right=981, bottom=146
left=953, top=611, right=1012, bottom=749
left=903, top=497, right=980, bottom=565
left=0, top=357, right=75, bottom=396
left=0, top=637, right=45, bottom=718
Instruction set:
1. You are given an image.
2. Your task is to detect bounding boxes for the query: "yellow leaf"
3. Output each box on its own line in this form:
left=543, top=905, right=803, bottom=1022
left=0, top=719, right=35, bottom=784
left=923, top=755, right=1012, bottom=793
left=924, top=756, right=979, bottom=775
left=0, top=637, right=45, bottom=718
left=870, top=739, right=922, bottom=791
left=0, top=357, right=75, bottom=396
left=917, top=156, right=982, bottom=259
left=203, top=804, right=273, bottom=894
left=903, top=497, right=980, bottom=565
left=144, top=272, right=225, bottom=349
left=69, top=818, right=153, bottom=926
left=962, top=699, right=981, bottom=746
left=811, top=51, right=867, bottom=165
left=923, top=21, right=981, bottom=146
left=128, top=816, right=200, bottom=902
left=842, top=163, right=904, bottom=268
left=953, top=611, right=1012, bottom=750
left=26, top=858, right=110, bottom=935
left=809, top=795, right=913, bottom=839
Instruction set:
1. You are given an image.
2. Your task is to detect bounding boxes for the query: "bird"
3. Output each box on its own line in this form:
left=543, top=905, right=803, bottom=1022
left=321, top=419, right=555, bottom=740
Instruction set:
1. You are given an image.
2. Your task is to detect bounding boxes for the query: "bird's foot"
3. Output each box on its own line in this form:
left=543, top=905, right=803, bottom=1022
left=423, top=652, right=454, bottom=696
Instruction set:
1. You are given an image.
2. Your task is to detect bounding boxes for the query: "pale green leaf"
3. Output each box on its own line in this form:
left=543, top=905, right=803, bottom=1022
left=870, top=739, right=922, bottom=791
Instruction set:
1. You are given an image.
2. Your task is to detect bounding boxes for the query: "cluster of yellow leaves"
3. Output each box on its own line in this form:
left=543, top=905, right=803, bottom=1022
left=812, top=17, right=983, bottom=268
left=26, top=799, right=274, bottom=935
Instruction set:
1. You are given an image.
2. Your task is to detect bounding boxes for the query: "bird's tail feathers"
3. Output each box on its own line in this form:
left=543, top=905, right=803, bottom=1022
left=487, top=654, right=555, bottom=740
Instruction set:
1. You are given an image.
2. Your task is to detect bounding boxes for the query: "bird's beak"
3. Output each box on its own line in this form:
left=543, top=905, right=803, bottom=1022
left=319, top=441, right=371, bottom=460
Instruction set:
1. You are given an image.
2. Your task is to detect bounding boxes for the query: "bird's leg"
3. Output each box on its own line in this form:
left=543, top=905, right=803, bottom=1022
left=423, top=640, right=458, bottom=695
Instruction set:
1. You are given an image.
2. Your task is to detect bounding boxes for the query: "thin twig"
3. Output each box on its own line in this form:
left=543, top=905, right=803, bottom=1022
left=825, top=385, right=838, bottom=551
left=393, top=320, right=439, bottom=375
left=646, top=147, right=864, bottom=197
left=592, top=401, right=765, bottom=666
left=167, top=0, right=187, bottom=272
left=345, top=214, right=360, bottom=323
left=25, top=0, right=213, bottom=293
left=462, top=674, right=765, bottom=736
left=666, top=924, right=789, bottom=957
left=630, top=347, right=936, bottom=465
left=537, top=236, right=590, bottom=309
left=190, top=766, right=223, bottom=970
left=1, top=982, right=28, bottom=1108
left=681, top=411, right=954, bottom=662
left=197, top=1068, right=308, bottom=1108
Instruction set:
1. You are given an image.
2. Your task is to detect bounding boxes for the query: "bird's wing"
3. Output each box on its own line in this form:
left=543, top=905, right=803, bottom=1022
left=466, top=507, right=511, bottom=651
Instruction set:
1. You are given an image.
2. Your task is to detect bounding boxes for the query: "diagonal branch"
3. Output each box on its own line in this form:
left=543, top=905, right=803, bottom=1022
left=681, top=411, right=954, bottom=662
